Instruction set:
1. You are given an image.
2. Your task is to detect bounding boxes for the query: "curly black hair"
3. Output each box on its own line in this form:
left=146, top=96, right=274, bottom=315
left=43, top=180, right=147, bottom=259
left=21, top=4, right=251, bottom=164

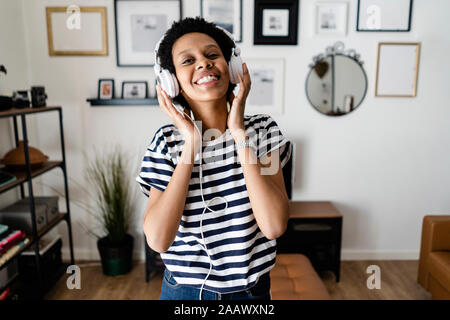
left=157, top=16, right=237, bottom=110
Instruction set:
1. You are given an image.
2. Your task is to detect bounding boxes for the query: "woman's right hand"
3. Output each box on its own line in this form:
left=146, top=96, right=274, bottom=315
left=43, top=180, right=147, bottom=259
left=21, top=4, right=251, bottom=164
left=156, top=85, right=202, bottom=153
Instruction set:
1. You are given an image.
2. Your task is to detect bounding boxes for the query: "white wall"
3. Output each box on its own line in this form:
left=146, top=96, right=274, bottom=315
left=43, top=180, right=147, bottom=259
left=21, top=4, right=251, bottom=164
left=1, top=0, right=449, bottom=262
left=0, top=0, right=40, bottom=208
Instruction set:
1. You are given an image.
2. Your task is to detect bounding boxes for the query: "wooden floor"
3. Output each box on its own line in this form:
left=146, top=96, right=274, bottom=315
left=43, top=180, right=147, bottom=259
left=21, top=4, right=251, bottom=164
left=45, top=260, right=431, bottom=300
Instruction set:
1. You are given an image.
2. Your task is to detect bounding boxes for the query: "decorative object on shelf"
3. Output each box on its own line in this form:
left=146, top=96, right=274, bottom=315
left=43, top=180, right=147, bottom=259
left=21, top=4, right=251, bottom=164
left=114, top=0, right=182, bottom=67
left=201, top=0, right=242, bottom=42
left=0, top=96, right=13, bottom=112
left=375, top=42, right=420, bottom=97
left=356, top=0, right=413, bottom=32
left=0, top=201, right=47, bottom=235
left=243, top=58, right=285, bottom=115
left=315, top=1, right=348, bottom=36
left=122, top=81, right=148, bottom=99
left=85, top=146, right=136, bottom=276
left=17, top=197, right=60, bottom=224
left=98, top=79, right=115, bottom=99
left=11, top=91, right=30, bottom=109
left=46, top=6, right=108, bottom=56
left=0, top=141, right=49, bottom=170
left=305, top=41, right=368, bottom=117
left=18, top=234, right=63, bottom=282
left=254, top=0, right=299, bottom=45
left=0, top=65, right=12, bottom=112
left=30, top=86, right=48, bottom=108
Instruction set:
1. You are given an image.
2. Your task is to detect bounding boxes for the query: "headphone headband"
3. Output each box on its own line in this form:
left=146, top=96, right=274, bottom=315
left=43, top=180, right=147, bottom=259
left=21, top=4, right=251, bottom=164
left=154, top=23, right=243, bottom=98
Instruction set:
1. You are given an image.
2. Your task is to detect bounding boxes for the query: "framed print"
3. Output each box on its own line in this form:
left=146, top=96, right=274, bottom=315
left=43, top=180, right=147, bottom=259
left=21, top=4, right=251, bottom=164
left=357, top=0, right=413, bottom=32
left=46, top=7, right=108, bottom=56
left=254, top=0, right=299, bottom=45
left=315, top=2, right=348, bottom=36
left=114, top=0, right=181, bottom=67
left=122, top=81, right=148, bottom=98
left=98, top=79, right=115, bottom=99
left=240, top=58, right=285, bottom=115
left=201, top=0, right=242, bottom=42
left=375, top=42, right=420, bottom=97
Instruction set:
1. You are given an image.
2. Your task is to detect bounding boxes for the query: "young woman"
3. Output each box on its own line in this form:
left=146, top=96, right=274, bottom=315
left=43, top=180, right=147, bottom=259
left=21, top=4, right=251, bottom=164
left=137, top=17, right=292, bottom=300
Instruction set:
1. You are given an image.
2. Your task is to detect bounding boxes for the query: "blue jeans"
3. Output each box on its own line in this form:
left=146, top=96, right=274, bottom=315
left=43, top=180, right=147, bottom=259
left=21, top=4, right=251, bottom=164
left=160, top=268, right=272, bottom=300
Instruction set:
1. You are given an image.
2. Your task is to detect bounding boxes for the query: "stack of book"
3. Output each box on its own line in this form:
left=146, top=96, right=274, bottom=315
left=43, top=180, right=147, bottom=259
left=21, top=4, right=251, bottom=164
left=0, top=223, right=29, bottom=300
left=0, top=224, right=29, bottom=267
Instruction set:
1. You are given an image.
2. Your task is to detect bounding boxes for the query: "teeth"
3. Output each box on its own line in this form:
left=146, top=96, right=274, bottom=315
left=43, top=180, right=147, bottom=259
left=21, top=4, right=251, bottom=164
left=197, top=75, right=218, bottom=84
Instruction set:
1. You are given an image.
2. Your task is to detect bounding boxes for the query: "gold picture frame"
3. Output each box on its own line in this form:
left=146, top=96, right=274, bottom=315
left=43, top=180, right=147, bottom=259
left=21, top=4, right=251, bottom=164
left=46, top=6, right=108, bottom=56
left=375, top=42, right=421, bottom=97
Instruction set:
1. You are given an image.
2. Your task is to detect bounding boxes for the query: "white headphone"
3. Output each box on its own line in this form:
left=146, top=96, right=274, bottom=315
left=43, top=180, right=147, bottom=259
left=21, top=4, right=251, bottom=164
left=154, top=25, right=243, bottom=98
left=154, top=25, right=244, bottom=300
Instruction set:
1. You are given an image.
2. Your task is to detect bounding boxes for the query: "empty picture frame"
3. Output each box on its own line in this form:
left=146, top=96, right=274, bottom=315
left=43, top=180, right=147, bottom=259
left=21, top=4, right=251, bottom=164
left=46, top=7, right=108, bottom=56
left=242, top=58, right=285, bottom=115
left=114, top=0, right=181, bottom=67
left=375, top=42, right=420, bottom=97
left=357, top=0, right=413, bottom=32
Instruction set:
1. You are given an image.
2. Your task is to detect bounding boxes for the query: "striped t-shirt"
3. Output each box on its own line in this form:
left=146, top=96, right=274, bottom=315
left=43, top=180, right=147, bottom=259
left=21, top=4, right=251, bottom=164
left=136, top=113, right=292, bottom=294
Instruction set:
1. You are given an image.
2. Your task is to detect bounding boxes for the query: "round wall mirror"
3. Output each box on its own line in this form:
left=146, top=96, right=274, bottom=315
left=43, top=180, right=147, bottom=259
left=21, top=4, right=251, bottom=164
left=305, top=42, right=368, bottom=116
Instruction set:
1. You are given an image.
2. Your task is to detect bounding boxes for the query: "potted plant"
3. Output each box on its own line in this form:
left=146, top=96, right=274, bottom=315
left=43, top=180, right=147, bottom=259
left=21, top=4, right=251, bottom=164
left=85, top=146, right=136, bottom=276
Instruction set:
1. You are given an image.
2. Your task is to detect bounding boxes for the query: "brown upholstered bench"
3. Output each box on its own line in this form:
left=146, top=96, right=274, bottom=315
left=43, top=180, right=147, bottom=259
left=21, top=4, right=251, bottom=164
left=270, top=254, right=331, bottom=300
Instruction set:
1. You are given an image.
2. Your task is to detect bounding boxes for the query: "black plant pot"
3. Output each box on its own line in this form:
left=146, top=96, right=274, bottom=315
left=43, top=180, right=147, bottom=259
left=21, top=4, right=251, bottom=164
left=97, top=233, right=134, bottom=276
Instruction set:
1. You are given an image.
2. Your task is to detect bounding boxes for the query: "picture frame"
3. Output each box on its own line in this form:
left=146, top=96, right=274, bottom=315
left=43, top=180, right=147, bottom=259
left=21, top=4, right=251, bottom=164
left=98, top=79, right=115, bottom=99
left=315, top=2, right=348, bottom=36
left=201, top=0, right=242, bottom=42
left=114, top=0, right=182, bottom=67
left=241, top=58, right=285, bottom=115
left=356, top=0, right=413, bottom=32
left=122, top=81, right=148, bottom=99
left=46, top=6, right=108, bottom=56
left=253, top=0, right=299, bottom=45
left=375, top=42, right=420, bottom=97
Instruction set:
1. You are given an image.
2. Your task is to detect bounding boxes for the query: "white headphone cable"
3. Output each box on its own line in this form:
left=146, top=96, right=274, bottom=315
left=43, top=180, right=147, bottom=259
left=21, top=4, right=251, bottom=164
left=171, top=102, right=229, bottom=300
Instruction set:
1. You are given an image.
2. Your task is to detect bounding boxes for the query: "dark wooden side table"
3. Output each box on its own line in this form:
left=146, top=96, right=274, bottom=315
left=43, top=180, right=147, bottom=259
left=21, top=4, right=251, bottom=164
left=276, top=201, right=343, bottom=282
left=144, top=234, right=165, bottom=282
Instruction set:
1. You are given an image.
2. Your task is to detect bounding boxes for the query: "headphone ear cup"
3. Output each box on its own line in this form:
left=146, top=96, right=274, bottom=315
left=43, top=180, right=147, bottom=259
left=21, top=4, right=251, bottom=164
left=159, top=69, right=179, bottom=98
left=228, top=49, right=243, bottom=84
left=170, top=73, right=180, bottom=97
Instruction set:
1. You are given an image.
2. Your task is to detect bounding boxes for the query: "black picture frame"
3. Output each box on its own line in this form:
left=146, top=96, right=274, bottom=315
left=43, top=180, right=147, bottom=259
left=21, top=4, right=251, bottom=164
left=356, top=0, right=413, bottom=32
left=200, top=0, right=243, bottom=43
left=114, top=0, right=182, bottom=67
left=98, top=79, right=115, bottom=99
left=121, top=81, right=148, bottom=99
left=254, top=0, right=299, bottom=45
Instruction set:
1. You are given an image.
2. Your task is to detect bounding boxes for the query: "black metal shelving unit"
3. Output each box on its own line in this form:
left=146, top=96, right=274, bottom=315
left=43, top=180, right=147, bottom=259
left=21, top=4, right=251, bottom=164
left=0, top=106, right=75, bottom=300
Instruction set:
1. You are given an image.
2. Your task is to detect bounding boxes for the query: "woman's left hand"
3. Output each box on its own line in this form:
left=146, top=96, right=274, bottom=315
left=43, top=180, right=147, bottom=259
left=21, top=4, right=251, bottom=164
left=227, top=62, right=251, bottom=134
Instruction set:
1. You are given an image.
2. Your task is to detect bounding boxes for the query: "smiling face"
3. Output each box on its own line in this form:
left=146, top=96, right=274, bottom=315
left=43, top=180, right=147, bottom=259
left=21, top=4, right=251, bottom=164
left=171, top=32, right=230, bottom=104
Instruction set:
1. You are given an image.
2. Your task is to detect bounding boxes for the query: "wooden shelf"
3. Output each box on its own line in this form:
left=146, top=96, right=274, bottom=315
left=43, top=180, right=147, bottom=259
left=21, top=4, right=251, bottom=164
left=0, top=106, right=61, bottom=119
left=0, top=213, right=67, bottom=271
left=0, top=161, right=63, bottom=194
left=87, top=98, right=158, bottom=106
